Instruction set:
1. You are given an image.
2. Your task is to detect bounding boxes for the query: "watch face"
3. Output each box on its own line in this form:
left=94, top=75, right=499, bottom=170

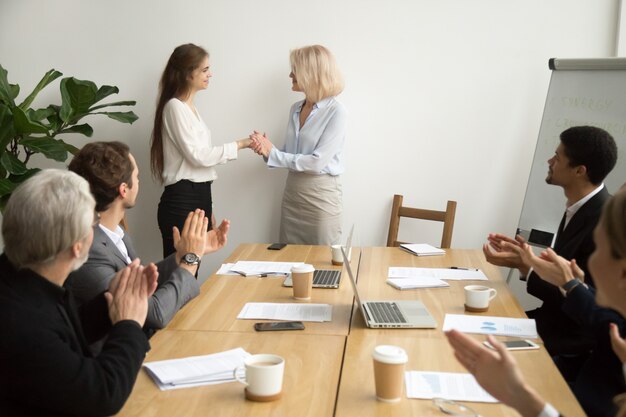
left=183, top=253, right=200, bottom=265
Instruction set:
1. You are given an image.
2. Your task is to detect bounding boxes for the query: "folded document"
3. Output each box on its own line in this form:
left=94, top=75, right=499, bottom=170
left=143, top=347, right=251, bottom=391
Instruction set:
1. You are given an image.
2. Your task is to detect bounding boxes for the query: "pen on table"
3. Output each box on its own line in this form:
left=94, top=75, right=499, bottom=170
left=449, top=266, right=479, bottom=271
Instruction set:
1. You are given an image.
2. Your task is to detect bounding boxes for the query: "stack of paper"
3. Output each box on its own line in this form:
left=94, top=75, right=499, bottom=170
left=388, top=267, right=488, bottom=281
left=400, top=243, right=445, bottom=256
left=386, top=277, right=450, bottom=290
left=237, top=302, right=332, bottom=322
left=143, top=347, right=251, bottom=391
left=442, top=314, right=538, bottom=338
left=405, top=371, right=498, bottom=403
left=229, top=261, right=303, bottom=276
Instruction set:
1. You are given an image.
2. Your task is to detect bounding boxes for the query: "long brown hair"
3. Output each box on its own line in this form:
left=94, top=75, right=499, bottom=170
left=150, top=43, right=209, bottom=182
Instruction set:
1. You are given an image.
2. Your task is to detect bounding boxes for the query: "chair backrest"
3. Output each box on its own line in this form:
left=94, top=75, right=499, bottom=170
left=386, top=194, right=457, bottom=248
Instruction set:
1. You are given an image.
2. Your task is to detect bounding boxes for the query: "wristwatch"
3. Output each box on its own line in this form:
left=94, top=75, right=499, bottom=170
left=181, top=253, right=200, bottom=266
left=561, top=278, right=581, bottom=296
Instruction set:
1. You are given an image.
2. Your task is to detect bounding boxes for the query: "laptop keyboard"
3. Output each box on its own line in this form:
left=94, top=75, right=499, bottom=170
left=368, top=302, right=407, bottom=323
left=313, top=269, right=341, bottom=286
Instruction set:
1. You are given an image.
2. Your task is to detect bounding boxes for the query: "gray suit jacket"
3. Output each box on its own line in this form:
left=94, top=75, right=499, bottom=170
left=68, top=225, right=200, bottom=330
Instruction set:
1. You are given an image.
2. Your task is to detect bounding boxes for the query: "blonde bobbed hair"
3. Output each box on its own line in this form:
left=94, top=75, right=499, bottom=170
left=290, top=45, right=344, bottom=103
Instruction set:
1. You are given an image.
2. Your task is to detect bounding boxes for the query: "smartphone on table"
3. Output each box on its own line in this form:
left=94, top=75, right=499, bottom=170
left=483, top=339, right=539, bottom=351
left=254, top=321, right=305, bottom=331
left=267, top=243, right=287, bottom=250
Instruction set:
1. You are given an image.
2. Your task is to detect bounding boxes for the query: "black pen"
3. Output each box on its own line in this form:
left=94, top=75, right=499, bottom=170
left=449, top=266, right=479, bottom=271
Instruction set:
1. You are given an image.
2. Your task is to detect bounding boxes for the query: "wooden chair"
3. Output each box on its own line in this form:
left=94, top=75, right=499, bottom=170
left=387, top=194, right=457, bottom=248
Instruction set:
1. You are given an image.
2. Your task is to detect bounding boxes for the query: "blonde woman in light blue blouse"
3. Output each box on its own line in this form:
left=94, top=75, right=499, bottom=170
left=251, top=45, right=346, bottom=245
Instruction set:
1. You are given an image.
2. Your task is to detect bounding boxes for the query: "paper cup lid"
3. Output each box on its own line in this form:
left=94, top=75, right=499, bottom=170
left=372, top=345, right=408, bottom=364
left=291, top=264, right=315, bottom=273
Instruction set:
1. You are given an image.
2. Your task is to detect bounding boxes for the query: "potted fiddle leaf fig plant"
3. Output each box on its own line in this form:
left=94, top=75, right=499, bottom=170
left=0, top=64, right=138, bottom=208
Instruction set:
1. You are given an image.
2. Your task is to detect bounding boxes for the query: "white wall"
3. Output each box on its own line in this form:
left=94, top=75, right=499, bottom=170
left=0, top=0, right=619, bottom=290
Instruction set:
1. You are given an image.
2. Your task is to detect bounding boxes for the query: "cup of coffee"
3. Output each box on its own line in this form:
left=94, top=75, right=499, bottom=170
left=331, top=245, right=344, bottom=266
left=372, top=345, right=408, bottom=403
left=464, top=285, right=498, bottom=312
left=291, top=264, right=314, bottom=300
left=234, top=354, right=285, bottom=402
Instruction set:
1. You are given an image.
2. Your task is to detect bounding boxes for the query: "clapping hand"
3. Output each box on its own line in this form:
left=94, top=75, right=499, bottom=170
left=106, top=259, right=158, bottom=327
left=204, top=218, right=230, bottom=254
left=483, top=233, right=530, bottom=275
left=610, top=323, right=626, bottom=363
left=173, top=209, right=209, bottom=271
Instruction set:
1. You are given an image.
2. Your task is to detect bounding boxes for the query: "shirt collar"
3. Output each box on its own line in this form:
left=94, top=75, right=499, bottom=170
left=566, top=183, right=604, bottom=214
left=295, top=96, right=334, bottom=113
left=98, top=223, right=125, bottom=245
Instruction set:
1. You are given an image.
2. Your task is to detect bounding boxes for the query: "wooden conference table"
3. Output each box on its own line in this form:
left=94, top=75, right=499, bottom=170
left=115, top=244, right=585, bottom=417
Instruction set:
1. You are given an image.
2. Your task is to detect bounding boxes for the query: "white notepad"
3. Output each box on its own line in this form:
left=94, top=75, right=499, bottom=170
left=386, top=277, right=450, bottom=290
left=388, top=267, right=488, bottom=281
left=400, top=243, right=446, bottom=256
left=237, top=302, right=332, bottom=322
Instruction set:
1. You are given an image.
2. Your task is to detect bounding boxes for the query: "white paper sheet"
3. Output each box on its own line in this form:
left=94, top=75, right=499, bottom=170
left=216, top=263, right=239, bottom=275
left=399, top=243, right=446, bottom=256
left=143, top=347, right=251, bottom=391
left=388, top=267, right=488, bottom=281
left=442, top=314, right=538, bottom=338
left=386, top=277, right=450, bottom=290
left=405, top=371, right=498, bottom=403
left=237, top=302, right=332, bottom=322
left=230, top=261, right=303, bottom=276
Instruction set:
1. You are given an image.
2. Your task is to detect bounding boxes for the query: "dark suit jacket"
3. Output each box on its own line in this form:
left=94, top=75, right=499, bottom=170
left=68, top=225, right=200, bottom=330
left=0, top=254, right=149, bottom=417
left=527, top=186, right=610, bottom=355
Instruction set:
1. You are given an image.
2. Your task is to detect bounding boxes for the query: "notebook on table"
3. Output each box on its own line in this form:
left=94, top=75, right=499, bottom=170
left=342, top=247, right=437, bottom=329
left=283, top=225, right=354, bottom=289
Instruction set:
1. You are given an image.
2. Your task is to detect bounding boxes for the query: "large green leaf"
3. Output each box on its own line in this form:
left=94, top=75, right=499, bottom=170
left=58, top=139, right=80, bottom=155
left=13, top=106, right=49, bottom=134
left=27, top=107, right=55, bottom=122
left=59, top=123, right=93, bottom=136
left=94, top=85, right=119, bottom=103
left=60, top=77, right=98, bottom=123
left=10, top=84, right=19, bottom=100
left=0, top=64, right=15, bottom=106
left=92, top=111, right=139, bottom=124
left=0, top=152, right=27, bottom=175
left=0, top=103, right=16, bottom=150
left=0, top=178, right=17, bottom=197
left=89, top=100, right=136, bottom=111
left=18, top=69, right=63, bottom=110
left=45, top=105, right=62, bottom=132
left=20, top=136, right=68, bottom=162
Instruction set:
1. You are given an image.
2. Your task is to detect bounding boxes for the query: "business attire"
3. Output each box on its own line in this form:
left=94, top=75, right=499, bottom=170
left=69, top=224, right=200, bottom=334
left=267, top=96, right=347, bottom=245
left=526, top=185, right=610, bottom=380
left=563, top=285, right=625, bottom=417
left=0, top=254, right=149, bottom=416
left=157, top=98, right=239, bottom=257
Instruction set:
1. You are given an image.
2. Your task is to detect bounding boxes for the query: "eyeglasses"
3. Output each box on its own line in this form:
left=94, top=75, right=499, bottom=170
left=432, top=398, right=482, bottom=417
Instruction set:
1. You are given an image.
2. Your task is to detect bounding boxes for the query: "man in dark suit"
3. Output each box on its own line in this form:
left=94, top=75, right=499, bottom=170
left=483, top=125, right=618, bottom=381
left=0, top=169, right=157, bottom=416
left=67, top=141, right=230, bottom=342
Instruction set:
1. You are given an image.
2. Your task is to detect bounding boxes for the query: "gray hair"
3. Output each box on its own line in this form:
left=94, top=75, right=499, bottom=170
left=2, top=169, right=95, bottom=269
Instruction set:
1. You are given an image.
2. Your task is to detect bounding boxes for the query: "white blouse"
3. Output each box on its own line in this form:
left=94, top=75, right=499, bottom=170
left=161, top=98, right=238, bottom=186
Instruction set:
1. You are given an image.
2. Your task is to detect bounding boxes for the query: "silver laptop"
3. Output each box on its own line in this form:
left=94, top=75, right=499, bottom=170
left=342, top=247, right=437, bottom=329
left=283, top=225, right=354, bottom=289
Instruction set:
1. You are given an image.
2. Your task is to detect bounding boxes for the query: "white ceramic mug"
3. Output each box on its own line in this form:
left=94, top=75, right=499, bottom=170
left=464, top=285, right=497, bottom=311
left=234, top=354, right=285, bottom=401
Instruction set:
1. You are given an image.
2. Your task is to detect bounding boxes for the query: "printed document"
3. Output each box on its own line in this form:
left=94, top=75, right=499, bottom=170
left=386, top=277, right=450, bottom=290
left=388, top=267, right=488, bottom=281
left=144, top=347, right=251, bottom=391
left=405, top=371, right=498, bottom=403
left=442, top=314, right=538, bottom=338
left=230, top=261, right=303, bottom=276
left=237, top=302, right=332, bottom=322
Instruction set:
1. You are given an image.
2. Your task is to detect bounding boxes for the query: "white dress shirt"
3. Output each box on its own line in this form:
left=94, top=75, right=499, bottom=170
left=564, top=183, right=604, bottom=229
left=161, top=98, right=238, bottom=186
left=267, top=96, right=347, bottom=175
left=98, top=224, right=131, bottom=264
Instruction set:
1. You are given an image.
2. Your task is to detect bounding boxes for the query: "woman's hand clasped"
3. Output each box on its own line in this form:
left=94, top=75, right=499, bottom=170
left=249, top=130, right=273, bottom=158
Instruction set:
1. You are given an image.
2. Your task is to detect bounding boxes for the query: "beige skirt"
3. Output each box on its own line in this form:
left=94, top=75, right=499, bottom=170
left=279, top=171, right=342, bottom=245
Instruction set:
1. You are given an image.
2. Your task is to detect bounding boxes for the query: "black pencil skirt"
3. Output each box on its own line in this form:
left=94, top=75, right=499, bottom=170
left=157, top=179, right=213, bottom=258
